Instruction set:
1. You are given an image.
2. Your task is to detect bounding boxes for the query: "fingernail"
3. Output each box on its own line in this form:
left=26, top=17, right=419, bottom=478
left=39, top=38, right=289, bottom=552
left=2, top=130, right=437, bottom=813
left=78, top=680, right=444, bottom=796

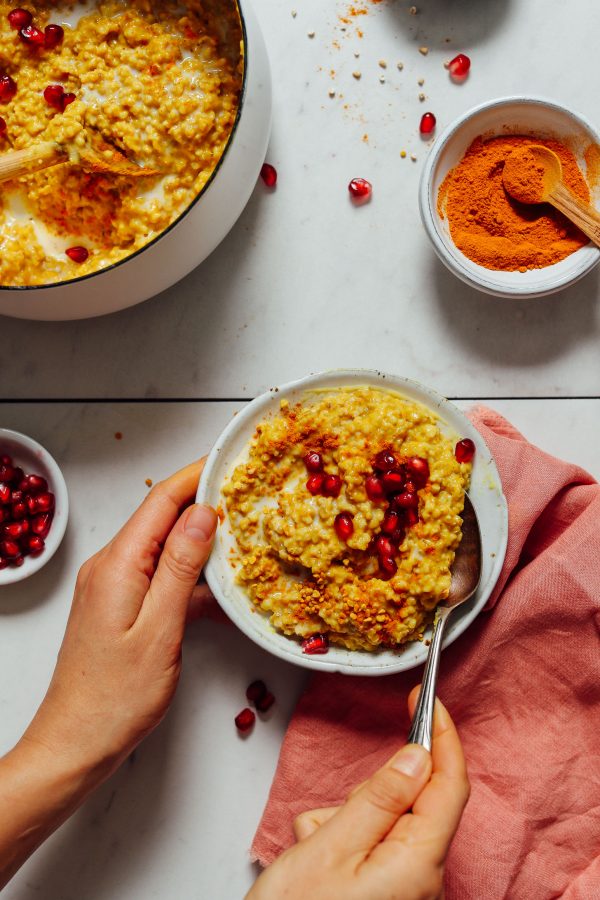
left=391, top=744, right=430, bottom=778
left=184, top=505, right=217, bottom=542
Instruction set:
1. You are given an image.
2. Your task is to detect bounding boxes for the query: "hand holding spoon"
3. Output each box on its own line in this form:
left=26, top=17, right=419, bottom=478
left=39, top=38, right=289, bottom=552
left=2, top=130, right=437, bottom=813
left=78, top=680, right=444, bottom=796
left=502, top=144, right=600, bottom=248
left=407, top=494, right=482, bottom=751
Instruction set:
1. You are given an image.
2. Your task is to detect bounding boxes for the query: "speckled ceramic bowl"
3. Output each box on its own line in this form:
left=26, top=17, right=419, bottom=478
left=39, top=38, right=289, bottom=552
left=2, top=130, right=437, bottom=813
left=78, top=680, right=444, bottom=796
left=0, top=429, right=68, bottom=585
left=197, top=369, right=508, bottom=676
left=420, top=96, right=600, bottom=298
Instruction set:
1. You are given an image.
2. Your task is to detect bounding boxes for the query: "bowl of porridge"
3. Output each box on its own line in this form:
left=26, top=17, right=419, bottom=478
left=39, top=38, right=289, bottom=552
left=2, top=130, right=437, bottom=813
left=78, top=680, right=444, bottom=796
left=0, top=0, right=271, bottom=319
left=197, top=370, right=508, bottom=675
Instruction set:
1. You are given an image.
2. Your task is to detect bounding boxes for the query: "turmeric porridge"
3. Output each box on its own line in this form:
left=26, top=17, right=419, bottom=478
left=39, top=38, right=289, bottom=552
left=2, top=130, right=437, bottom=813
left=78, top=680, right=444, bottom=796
left=0, top=0, right=242, bottom=285
left=222, top=387, right=473, bottom=653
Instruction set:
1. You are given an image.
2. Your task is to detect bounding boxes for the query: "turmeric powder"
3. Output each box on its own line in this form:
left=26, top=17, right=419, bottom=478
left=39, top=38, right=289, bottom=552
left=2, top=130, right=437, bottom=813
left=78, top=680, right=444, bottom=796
left=437, top=135, right=590, bottom=271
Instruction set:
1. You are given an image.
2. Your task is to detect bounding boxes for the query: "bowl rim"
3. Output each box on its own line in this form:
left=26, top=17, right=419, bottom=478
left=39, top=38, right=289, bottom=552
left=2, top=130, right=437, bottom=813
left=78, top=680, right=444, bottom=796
left=197, top=368, right=509, bottom=675
left=0, top=428, right=69, bottom=585
left=419, top=94, right=600, bottom=299
left=0, top=0, right=249, bottom=294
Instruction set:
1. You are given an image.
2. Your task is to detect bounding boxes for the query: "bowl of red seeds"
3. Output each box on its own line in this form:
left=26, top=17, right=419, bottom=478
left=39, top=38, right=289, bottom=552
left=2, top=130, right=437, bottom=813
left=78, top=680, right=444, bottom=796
left=0, top=429, right=68, bottom=585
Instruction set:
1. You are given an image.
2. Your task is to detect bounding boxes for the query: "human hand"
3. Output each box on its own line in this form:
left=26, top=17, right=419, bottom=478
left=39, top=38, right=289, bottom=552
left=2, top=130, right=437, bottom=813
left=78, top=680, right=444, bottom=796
left=248, top=689, right=469, bottom=900
left=21, top=460, right=217, bottom=778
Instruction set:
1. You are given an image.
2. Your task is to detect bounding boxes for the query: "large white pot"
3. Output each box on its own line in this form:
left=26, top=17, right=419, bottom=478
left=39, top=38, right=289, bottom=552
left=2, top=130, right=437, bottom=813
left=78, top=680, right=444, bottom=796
left=0, top=0, right=272, bottom=321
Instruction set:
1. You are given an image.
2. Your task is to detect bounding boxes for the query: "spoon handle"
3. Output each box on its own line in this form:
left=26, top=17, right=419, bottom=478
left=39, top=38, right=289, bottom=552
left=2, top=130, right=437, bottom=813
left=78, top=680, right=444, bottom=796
left=549, top=183, right=600, bottom=249
left=407, top=607, right=451, bottom=751
left=0, top=141, right=64, bottom=184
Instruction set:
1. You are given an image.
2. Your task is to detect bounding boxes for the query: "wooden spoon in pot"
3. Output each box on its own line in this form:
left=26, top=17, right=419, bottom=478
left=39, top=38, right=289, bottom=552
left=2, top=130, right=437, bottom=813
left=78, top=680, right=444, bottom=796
left=0, top=128, right=159, bottom=183
left=502, top=144, right=600, bottom=248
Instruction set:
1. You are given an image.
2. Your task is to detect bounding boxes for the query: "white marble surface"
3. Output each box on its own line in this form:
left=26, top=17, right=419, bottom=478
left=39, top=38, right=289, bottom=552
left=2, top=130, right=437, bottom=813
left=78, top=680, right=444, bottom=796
left=1, top=0, right=599, bottom=398
left=1, top=0, right=600, bottom=898
left=0, top=399, right=598, bottom=900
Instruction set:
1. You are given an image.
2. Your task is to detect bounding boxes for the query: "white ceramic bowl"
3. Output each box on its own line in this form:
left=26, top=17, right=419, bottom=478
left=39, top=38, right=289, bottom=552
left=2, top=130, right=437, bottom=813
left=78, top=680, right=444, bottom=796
left=0, top=429, right=69, bottom=585
left=420, top=96, right=600, bottom=299
left=197, top=369, right=508, bottom=676
left=0, top=0, right=272, bottom=321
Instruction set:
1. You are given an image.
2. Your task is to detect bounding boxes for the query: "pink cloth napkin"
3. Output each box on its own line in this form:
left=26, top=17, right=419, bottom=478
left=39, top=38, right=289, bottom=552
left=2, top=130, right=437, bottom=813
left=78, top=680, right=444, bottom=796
left=250, top=406, right=600, bottom=899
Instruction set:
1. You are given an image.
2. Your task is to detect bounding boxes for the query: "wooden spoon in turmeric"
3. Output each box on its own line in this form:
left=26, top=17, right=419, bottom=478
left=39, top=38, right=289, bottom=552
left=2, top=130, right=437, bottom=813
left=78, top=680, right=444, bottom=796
left=502, top=144, right=600, bottom=249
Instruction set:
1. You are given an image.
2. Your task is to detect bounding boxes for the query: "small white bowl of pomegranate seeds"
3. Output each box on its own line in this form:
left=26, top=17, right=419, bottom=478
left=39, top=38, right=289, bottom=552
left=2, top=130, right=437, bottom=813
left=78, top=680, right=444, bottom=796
left=0, top=429, right=68, bottom=585
left=420, top=95, right=600, bottom=298
left=198, top=369, right=508, bottom=676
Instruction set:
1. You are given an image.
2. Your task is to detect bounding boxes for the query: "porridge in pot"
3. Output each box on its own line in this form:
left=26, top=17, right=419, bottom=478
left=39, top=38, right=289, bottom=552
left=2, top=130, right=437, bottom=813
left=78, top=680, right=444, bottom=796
left=222, top=387, right=472, bottom=653
left=0, top=0, right=242, bottom=285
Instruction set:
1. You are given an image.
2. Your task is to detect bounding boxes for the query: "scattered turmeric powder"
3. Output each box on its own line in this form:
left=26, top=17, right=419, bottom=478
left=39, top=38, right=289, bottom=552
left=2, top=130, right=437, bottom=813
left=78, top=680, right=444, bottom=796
left=438, top=135, right=590, bottom=271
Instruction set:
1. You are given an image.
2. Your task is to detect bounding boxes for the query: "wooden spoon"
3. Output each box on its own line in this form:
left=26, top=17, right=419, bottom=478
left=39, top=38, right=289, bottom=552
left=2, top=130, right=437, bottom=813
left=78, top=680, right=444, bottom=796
left=407, top=494, right=482, bottom=751
left=0, top=129, right=159, bottom=184
left=502, top=144, right=600, bottom=248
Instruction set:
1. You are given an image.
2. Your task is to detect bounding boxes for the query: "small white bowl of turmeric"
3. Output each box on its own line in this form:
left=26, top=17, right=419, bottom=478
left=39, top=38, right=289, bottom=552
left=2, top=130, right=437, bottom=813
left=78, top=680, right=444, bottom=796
left=419, top=95, right=600, bottom=298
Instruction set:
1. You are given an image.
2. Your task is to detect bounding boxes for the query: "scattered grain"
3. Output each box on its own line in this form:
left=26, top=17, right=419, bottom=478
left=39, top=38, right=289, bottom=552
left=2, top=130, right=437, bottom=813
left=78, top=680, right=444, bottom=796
left=419, top=46, right=429, bottom=55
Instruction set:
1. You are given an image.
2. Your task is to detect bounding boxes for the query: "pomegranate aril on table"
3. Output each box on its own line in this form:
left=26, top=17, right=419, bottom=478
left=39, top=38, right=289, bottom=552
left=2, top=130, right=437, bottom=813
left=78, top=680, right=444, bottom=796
left=234, top=708, right=255, bottom=733
left=7, top=8, right=32, bottom=29
left=255, top=691, right=276, bottom=713
left=419, top=112, right=436, bottom=135
left=448, top=53, right=471, bottom=79
left=301, top=633, right=329, bottom=655
left=334, top=512, right=354, bottom=542
left=260, top=162, right=277, bottom=187
left=245, top=679, right=267, bottom=704
left=455, top=438, right=476, bottom=463
left=348, top=177, right=372, bottom=201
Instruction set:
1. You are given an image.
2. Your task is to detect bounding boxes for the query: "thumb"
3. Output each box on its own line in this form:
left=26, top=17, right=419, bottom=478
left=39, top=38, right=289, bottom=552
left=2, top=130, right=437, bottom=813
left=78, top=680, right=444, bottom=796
left=141, top=504, right=218, bottom=640
left=322, top=744, right=432, bottom=856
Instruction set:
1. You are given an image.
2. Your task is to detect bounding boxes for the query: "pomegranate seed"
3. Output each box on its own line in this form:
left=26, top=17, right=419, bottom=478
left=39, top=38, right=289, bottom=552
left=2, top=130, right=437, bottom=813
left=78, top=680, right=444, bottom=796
left=334, top=512, right=354, bottom=542
left=0, top=117, right=6, bottom=136
left=405, top=457, right=429, bottom=488
left=66, top=246, right=89, bottom=263
left=405, top=507, right=419, bottom=527
left=31, top=512, right=53, bottom=537
left=375, top=534, right=394, bottom=557
left=306, top=473, right=324, bottom=495
left=0, top=539, right=20, bottom=558
left=348, top=177, right=372, bottom=202
left=35, top=491, right=54, bottom=512
left=61, top=91, right=76, bottom=109
left=419, top=112, right=436, bottom=135
left=25, top=494, right=38, bottom=514
left=448, top=53, right=471, bottom=79
left=0, top=74, right=17, bottom=103
left=322, top=474, right=342, bottom=498
left=0, top=557, right=8, bottom=570
left=246, top=680, right=267, bottom=704
left=260, top=163, right=277, bottom=187
left=389, top=525, right=406, bottom=545
left=26, top=535, right=44, bottom=555
left=0, top=454, right=12, bottom=465
left=7, top=8, right=32, bottom=29
left=11, top=500, right=26, bottom=520
left=455, top=438, right=476, bottom=463
left=365, top=473, right=385, bottom=502
left=255, top=691, right=276, bottom=713
left=13, top=555, right=24, bottom=567
left=234, top=708, right=255, bottom=732
left=0, top=483, right=10, bottom=504
left=373, top=450, right=397, bottom=472
left=44, top=23, right=64, bottom=49
left=392, top=490, right=418, bottom=509
left=382, top=510, right=400, bottom=535
left=44, top=83, right=65, bottom=109
left=379, top=555, right=397, bottom=579
left=19, top=24, right=45, bottom=46
left=301, top=633, right=329, bottom=655
left=0, top=464, right=16, bottom=482
left=303, top=451, right=323, bottom=473
left=381, top=471, right=405, bottom=495
left=11, top=468, right=24, bottom=485
left=3, top=520, right=27, bottom=538
left=22, top=473, right=47, bottom=494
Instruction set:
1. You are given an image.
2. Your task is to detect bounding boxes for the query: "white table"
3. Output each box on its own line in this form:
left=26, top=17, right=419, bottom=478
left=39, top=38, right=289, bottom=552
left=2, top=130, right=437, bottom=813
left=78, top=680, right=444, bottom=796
left=2, top=1, right=599, bottom=897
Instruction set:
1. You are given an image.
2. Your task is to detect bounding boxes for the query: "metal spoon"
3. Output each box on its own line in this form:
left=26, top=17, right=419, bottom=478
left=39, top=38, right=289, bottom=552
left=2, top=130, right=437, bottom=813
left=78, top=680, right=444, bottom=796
left=502, top=144, right=600, bottom=249
left=407, top=494, right=482, bottom=751
left=0, top=128, right=159, bottom=184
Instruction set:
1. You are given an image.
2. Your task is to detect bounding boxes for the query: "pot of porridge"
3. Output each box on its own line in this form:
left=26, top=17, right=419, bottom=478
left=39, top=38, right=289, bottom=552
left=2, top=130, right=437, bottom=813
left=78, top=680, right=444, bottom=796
left=0, top=0, right=271, bottom=319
